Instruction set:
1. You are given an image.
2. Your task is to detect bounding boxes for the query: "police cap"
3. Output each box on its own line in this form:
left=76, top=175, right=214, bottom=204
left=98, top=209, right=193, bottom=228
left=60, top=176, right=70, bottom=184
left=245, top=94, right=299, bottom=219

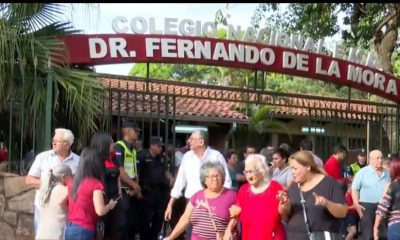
left=121, top=121, right=141, bottom=132
left=150, top=136, right=164, bottom=146
left=358, top=148, right=366, bottom=156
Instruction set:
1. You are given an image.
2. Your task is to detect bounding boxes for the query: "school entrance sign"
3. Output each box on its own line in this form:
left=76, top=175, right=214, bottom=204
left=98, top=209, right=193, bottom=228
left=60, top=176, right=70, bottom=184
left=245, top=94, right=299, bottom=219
left=61, top=33, right=400, bottom=103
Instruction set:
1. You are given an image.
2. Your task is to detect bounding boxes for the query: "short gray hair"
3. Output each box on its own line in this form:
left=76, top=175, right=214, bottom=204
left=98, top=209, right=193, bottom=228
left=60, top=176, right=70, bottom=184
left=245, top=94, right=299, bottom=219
left=245, top=154, right=270, bottom=181
left=55, top=128, right=74, bottom=146
left=197, top=130, right=209, bottom=146
left=199, top=161, right=225, bottom=188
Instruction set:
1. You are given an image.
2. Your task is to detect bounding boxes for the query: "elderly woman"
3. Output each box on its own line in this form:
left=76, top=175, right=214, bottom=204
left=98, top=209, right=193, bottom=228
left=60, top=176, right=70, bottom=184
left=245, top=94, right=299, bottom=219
left=227, top=154, right=286, bottom=240
left=278, top=150, right=347, bottom=239
left=164, top=161, right=237, bottom=240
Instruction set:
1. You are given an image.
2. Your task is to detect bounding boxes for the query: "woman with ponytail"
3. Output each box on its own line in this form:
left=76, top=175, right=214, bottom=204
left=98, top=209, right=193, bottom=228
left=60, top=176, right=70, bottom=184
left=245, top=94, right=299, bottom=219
left=36, top=164, right=73, bottom=239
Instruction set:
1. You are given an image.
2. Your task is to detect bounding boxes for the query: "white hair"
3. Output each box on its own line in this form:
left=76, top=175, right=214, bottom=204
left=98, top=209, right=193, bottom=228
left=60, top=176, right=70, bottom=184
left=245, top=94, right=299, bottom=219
left=55, top=128, right=74, bottom=146
left=39, top=164, right=72, bottom=206
left=245, top=154, right=270, bottom=180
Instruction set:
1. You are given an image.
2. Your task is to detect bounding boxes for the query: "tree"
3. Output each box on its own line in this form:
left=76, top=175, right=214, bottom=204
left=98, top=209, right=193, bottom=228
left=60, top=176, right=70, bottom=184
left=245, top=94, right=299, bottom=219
left=251, top=3, right=400, bottom=74
left=0, top=3, right=104, bottom=163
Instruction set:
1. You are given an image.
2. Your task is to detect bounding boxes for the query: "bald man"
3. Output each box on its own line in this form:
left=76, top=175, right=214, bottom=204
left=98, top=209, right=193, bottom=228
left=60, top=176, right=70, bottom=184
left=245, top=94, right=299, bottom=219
left=351, top=149, right=390, bottom=240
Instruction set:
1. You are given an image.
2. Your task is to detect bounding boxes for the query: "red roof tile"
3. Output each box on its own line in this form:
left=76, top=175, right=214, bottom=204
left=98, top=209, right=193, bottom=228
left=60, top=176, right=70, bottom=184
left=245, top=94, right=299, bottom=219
left=100, top=76, right=387, bottom=122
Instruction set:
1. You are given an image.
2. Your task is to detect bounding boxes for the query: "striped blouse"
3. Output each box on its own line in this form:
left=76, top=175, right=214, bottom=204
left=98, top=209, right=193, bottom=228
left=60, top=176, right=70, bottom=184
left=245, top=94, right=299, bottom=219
left=189, top=188, right=237, bottom=240
left=376, top=179, right=400, bottom=226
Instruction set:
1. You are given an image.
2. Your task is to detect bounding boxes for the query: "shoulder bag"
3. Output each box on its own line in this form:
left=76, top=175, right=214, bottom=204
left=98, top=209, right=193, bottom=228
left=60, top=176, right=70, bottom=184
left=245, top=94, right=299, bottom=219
left=157, top=220, right=171, bottom=239
left=298, top=185, right=342, bottom=240
left=204, top=193, right=235, bottom=240
left=96, top=218, right=105, bottom=240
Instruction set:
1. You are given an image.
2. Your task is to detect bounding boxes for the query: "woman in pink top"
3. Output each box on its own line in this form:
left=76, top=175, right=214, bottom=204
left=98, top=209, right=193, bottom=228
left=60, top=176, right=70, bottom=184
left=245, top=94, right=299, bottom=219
left=165, top=161, right=237, bottom=240
left=64, top=146, right=117, bottom=240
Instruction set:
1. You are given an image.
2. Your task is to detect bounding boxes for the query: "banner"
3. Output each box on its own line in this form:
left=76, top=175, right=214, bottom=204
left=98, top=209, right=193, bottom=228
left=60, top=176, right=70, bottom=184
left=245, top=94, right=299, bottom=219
left=61, top=34, right=400, bottom=103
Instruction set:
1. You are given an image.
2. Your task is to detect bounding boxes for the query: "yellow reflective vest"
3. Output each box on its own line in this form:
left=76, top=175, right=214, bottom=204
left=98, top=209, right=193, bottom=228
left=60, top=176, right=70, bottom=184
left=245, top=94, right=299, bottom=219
left=350, top=162, right=361, bottom=176
left=116, top=140, right=137, bottom=178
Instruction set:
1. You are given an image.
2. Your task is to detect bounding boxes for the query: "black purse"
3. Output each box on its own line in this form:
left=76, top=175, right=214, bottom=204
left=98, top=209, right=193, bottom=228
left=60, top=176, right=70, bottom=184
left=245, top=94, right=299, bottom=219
left=96, top=217, right=105, bottom=240
left=157, top=220, right=171, bottom=239
left=298, top=185, right=342, bottom=240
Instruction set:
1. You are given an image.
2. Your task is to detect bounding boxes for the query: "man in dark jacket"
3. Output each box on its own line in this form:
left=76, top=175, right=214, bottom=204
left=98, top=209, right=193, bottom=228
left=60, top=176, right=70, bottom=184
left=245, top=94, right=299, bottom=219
left=138, top=136, right=174, bottom=240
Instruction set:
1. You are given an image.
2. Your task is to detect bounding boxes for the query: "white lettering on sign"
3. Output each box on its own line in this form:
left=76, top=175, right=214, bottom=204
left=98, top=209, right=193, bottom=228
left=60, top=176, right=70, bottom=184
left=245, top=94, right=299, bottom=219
left=283, top=51, right=296, bottom=69
left=327, top=60, right=340, bottom=78
left=112, top=16, right=128, bottom=33
left=179, top=19, right=195, bottom=36
left=161, top=38, right=177, bottom=58
left=109, top=38, right=129, bottom=58
left=145, top=38, right=160, bottom=57
left=213, top=42, right=229, bottom=61
left=177, top=39, right=194, bottom=58
left=89, top=38, right=107, bottom=58
left=347, top=65, right=398, bottom=96
left=229, top=44, right=245, bottom=62
left=386, top=79, right=398, bottom=95
left=315, top=57, right=327, bottom=75
left=259, top=48, right=275, bottom=65
left=282, top=51, right=309, bottom=72
left=84, top=35, right=398, bottom=99
left=131, top=17, right=148, bottom=34
left=111, top=16, right=383, bottom=69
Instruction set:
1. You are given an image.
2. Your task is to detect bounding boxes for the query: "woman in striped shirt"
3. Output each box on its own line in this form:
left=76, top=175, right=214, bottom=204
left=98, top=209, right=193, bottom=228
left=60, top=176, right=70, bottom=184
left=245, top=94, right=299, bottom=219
left=374, top=157, right=400, bottom=240
left=165, top=161, right=237, bottom=240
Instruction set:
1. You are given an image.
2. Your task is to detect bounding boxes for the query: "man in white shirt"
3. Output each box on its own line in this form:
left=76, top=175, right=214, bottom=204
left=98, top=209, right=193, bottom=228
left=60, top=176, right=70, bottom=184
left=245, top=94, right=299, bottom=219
left=164, top=129, right=232, bottom=220
left=25, top=128, right=80, bottom=235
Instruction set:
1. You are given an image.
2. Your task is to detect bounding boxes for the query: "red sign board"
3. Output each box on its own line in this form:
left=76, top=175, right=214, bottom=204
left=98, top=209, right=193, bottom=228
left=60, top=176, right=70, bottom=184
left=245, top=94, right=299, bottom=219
left=61, top=34, right=400, bottom=103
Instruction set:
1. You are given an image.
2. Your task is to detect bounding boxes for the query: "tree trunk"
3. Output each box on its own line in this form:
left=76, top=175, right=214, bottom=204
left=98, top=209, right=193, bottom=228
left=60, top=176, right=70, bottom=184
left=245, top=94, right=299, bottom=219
left=374, top=4, right=400, bottom=74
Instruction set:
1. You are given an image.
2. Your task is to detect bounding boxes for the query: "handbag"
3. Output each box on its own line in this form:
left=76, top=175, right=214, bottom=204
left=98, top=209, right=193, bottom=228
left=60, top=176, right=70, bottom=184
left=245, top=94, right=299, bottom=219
left=298, top=185, right=342, bottom=240
left=96, top=218, right=105, bottom=240
left=157, top=220, right=171, bottom=239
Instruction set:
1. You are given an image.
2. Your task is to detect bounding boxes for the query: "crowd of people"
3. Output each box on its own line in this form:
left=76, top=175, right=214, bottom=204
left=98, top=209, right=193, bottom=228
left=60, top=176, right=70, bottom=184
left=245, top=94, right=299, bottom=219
left=22, top=123, right=400, bottom=240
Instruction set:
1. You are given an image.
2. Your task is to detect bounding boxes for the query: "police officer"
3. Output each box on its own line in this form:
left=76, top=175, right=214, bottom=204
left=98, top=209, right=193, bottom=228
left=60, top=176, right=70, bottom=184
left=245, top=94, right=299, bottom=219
left=138, top=136, right=173, bottom=240
left=349, top=149, right=367, bottom=176
left=113, top=121, right=142, bottom=240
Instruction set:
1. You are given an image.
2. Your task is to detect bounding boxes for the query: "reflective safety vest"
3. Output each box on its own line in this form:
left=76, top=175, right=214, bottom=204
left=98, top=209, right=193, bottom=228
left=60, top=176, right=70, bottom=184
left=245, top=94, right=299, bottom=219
left=350, top=162, right=361, bottom=176
left=116, top=140, right=137, bottom=178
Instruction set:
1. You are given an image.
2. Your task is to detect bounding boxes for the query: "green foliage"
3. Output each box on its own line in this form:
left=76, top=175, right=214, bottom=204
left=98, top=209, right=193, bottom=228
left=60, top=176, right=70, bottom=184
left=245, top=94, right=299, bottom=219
left=265, top=73, right=368, bottom=100
left=248, top=104, right=292, bottom=142
left=251, top=3, right=400, bottom=74
left=0, top=3, right=104, bottom=153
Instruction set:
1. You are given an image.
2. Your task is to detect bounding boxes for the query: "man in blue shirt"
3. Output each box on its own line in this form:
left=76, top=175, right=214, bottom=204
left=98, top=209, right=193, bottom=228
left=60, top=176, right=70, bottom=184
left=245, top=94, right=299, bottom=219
left=351, top=149, right=390, bottom=240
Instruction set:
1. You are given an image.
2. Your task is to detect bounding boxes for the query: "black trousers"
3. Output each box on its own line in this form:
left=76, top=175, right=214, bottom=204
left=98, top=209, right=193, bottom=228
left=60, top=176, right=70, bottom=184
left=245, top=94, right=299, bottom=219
left=140, top=188, right=170, bottom=240
left=104, top=199, right=126, bottom=240
left=120, top=191, right=140, bottom=240
left=358, top=202, right=387, bottom=240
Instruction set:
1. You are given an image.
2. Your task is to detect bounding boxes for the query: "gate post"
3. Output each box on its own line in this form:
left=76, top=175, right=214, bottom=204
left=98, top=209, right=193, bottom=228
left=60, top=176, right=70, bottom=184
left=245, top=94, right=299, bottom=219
left=44, top=59, right=53, bottom=151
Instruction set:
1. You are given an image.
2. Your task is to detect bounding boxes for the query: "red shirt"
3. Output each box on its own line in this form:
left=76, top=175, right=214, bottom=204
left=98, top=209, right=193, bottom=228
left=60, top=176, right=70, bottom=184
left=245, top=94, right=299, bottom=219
left=237, top=181, right=286, bottom=240
left=325, top=156, right=343, bottom=180
left=67, top=178, right=104, bottom=232
left=345, top=191, right=357, bottom=215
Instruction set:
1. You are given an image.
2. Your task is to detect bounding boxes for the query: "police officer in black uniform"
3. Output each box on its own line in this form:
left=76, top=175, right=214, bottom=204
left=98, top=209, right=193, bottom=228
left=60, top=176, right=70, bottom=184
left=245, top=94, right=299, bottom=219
left=113, top=121, right=142, bottom=240
left=138, top=136, right=174, bottom=240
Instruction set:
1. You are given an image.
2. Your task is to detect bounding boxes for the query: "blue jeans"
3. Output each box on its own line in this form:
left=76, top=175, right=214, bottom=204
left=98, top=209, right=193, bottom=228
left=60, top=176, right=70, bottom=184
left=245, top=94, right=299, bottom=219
left=64, top=222, right=95, bottom=240
left=388, top=222, right=400, bottom=240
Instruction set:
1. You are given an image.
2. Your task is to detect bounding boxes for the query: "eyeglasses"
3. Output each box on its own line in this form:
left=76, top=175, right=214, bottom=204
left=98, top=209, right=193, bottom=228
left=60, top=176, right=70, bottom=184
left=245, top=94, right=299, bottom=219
left=207, top=174, right=221, bottom=180
left=52, top=139, right=67, bottom=144
left=188, top=137, right=203, bottom=141
left=243, top=169, right=261, bottom=176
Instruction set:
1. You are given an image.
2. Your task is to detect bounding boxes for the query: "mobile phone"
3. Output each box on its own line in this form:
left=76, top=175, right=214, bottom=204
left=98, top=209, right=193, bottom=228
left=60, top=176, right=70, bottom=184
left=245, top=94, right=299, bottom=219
left=114, top=195, right=122, bottom=201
